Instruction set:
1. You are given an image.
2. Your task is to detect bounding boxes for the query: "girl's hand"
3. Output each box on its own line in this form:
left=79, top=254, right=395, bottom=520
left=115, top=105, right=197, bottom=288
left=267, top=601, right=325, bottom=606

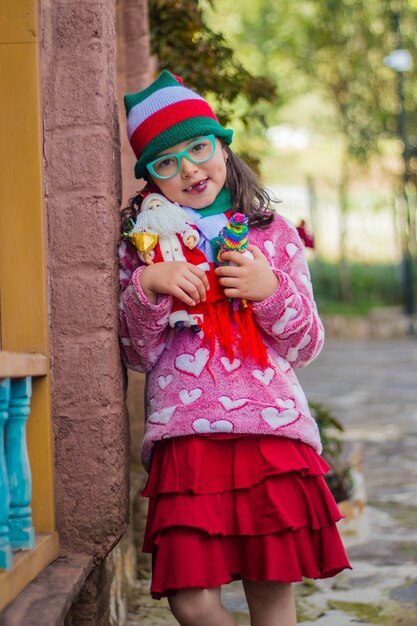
left=215, top=244, right=279, bottom=302
left=139, top=261, right=209, bottom=306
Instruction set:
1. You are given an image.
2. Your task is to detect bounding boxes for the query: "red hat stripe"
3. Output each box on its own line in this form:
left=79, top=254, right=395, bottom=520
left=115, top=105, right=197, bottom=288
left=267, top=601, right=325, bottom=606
left=130, top=99, right=219, bottom=158
left=127, top=87, right=204, bottom=139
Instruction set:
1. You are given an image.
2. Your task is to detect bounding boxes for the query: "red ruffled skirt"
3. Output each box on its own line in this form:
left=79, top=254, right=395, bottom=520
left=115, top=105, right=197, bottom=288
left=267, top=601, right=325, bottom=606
left=142, top=435, right=351, bottom=598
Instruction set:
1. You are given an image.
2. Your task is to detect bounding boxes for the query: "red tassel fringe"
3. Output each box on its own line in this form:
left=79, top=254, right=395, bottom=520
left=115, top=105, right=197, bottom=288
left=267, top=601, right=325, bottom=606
left=200, top=299, right=269, bottom=367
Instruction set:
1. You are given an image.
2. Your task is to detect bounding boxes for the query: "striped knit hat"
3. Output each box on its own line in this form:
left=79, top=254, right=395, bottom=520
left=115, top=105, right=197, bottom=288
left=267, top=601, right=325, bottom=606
left=124, top=70, right=233, bottom=180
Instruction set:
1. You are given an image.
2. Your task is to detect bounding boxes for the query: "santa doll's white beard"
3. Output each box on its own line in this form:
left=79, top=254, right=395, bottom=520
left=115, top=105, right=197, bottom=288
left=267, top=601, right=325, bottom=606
left=134, top=202, right=189, bottom=237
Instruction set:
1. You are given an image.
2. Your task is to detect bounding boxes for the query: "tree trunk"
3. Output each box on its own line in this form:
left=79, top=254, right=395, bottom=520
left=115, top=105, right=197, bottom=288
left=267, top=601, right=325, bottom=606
left=338, top=151, right=352, bottom=303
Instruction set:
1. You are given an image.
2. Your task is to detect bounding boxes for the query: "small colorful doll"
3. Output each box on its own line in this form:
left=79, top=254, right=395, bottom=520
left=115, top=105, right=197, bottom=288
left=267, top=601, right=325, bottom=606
left=216, top=212, right=250, bottom=258
left=210, top=213, right=268, bottom=365
left=215, top=212, right=254, bottom=307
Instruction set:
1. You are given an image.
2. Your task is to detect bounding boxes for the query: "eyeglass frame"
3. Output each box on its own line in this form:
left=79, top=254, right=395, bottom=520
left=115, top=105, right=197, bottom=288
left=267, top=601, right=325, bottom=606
left=146, top=134, right=217, bottom=180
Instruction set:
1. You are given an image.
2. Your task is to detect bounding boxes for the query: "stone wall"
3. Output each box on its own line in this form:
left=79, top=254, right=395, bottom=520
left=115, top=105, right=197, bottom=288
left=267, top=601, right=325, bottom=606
left=40, top=0, right=128, bottom=559
left=39, top=0, right=151, bottom=623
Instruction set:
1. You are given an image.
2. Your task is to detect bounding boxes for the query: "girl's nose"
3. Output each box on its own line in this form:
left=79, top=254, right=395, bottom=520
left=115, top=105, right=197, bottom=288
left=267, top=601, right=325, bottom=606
left=180, top=156, right=198, bottom=177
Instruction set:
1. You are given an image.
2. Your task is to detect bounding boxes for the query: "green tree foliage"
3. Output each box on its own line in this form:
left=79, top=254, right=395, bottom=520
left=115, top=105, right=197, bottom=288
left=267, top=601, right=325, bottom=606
left=208, top=0, right=417, bottom=299
left=288, top=1, right=417, bottom=165
left=207, top=0, right=417, bottom=163
left=148, top=0, right=276, bottom=128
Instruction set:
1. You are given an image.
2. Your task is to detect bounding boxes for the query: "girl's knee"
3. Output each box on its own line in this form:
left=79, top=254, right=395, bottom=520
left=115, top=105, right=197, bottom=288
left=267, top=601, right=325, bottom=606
left=244, top=579, right=293, bottom=600
left=243, top=580, right=296, bottom=626
left=168, top=587, right=221, bottom=625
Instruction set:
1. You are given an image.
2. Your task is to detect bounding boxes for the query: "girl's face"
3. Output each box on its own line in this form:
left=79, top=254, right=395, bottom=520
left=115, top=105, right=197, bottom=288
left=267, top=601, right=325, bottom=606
left=149, top=137, right=228, bottom=210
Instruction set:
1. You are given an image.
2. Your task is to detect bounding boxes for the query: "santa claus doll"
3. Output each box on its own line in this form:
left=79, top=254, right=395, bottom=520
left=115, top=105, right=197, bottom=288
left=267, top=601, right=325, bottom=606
left=129, top=193, right=211, bottom=333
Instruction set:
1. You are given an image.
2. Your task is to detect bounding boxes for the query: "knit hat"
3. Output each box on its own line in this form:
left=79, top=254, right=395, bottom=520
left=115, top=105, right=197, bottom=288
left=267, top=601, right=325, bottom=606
left=124, top=70, right=233, bottom=180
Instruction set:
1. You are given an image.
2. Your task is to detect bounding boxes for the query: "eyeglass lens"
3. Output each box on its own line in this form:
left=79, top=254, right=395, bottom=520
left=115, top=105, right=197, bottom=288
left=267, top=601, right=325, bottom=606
left=151, top=137, right=214, bottom=178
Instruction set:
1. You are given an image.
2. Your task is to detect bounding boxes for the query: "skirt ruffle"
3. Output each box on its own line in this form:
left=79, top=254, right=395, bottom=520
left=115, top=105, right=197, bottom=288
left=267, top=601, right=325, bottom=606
left=142, top=435, right=351, bottom=598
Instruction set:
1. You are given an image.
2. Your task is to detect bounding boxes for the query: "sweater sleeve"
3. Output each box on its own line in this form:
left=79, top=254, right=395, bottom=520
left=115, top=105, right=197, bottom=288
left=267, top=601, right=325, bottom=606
left=118, top=240, right=172, bottom=372
left=252, top=219, right=324, bottom=368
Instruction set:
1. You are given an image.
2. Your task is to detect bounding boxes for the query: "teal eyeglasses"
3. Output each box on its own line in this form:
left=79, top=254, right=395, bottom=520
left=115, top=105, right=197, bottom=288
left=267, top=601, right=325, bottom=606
left=146, top=135, right=216, bottom=180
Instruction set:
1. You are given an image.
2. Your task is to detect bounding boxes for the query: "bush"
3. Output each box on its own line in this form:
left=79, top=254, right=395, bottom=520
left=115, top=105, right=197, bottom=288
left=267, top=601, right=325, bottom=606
left=310, top=401, right=353, bottom=502
left=310, top=260, right=404, bottom=314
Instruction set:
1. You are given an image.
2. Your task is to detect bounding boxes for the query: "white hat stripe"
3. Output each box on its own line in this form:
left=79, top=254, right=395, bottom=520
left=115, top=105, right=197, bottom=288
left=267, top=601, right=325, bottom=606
left=127, top=87, right=205, bottom=139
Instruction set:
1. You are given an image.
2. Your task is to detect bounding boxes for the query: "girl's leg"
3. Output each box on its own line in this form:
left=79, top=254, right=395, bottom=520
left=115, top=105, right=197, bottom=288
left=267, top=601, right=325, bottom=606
left=243, top=579, right=297, bottom=626
left=168, top=586, right=238, bottom=626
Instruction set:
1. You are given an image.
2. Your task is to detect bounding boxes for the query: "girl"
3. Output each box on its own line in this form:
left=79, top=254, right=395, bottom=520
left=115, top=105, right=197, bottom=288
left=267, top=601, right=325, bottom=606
left=119, top=70, right=351, bottom=626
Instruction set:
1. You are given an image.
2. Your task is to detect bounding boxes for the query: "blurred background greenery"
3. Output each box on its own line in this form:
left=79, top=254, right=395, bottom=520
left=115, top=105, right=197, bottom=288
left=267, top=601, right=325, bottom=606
left=149, top=0, right=417, bottom=316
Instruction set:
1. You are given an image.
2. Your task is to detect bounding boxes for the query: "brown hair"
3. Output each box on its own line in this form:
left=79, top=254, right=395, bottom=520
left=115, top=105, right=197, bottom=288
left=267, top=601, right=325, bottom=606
left=224, top=147, right=275, bottom=228
left=120, top=187, right=150, bottom=236
left=120, top=147, right=276, bottom=234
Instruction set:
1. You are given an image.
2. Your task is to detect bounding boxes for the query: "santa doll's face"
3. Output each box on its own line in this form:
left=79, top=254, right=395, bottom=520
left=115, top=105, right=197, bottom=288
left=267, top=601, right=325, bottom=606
left=149, top=136, right=228, bottom=210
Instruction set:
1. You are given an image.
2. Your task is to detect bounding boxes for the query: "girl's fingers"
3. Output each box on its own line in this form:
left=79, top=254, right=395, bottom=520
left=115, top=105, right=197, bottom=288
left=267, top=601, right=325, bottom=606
left=182, top=270, right=207, bottom=302
left=173, top=274, right=205, bottom=305
left=217, top=276, right=240, bottom=288
left=219, top=250, right=251, bottom=265
left=223, top=287, right=241, bottom=299
left=186, top=264, right=210, bottom=290
left=141, top=262, right=210, bottom=304
left=215, top=264, right=241, bottom=278
left=172, top=286, right=198, bottom=307
left=246, top=243, right=263, bottom=257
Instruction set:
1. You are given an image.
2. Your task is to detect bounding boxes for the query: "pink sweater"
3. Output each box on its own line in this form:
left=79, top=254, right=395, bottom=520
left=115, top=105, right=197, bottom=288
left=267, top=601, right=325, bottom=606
left=119, top=213, right=324, bottom=470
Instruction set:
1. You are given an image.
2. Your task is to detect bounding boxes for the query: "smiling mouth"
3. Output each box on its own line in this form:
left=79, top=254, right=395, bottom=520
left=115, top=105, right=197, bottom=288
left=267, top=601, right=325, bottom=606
left=184, top=179, right=208, bottom=193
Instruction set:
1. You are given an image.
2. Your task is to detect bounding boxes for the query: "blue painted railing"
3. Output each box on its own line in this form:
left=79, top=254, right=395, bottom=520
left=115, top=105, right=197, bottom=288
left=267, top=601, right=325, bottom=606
left=0, top=377, right=35, bottom=570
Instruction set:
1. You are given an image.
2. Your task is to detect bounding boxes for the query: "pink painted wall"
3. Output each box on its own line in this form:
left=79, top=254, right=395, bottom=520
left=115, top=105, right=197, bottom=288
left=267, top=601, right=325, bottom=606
left=40, top=0, right=129, bottom=557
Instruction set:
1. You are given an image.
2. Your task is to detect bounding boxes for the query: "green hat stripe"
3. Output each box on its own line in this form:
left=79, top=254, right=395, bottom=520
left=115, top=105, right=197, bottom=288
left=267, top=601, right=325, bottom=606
left=134, top=118, right=233, bottom=179
left=124, top=70, right=181, bottom=114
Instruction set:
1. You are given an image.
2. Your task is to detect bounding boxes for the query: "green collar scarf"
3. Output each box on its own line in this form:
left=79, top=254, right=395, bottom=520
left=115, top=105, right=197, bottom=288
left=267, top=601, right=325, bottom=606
left=190, top=186, right=233, bottom=218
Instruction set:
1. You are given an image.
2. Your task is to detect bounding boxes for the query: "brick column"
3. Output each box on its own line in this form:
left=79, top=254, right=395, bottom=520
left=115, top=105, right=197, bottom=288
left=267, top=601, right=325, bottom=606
left=40, top=0, right=128, bottom=557
left=116, top=0, right=152, bottom=465
left=116, top=0, right=152, bottom=206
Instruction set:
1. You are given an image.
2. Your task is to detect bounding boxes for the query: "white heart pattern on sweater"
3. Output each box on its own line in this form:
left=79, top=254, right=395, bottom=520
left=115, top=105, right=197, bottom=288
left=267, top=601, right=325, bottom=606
left=264, top=240, right=276, bottom=257
left=148, top=406, right=176, bottom=424
left=179, top=388, right=202, bottom=405
left=286, top=333, right=312, bottom=362
left=261, top=401, right=299, bottom=429
left=300, top=273, right=313, bottom=294
left=175, top=348, right=210, bottom=377
left=220, top=357, right=241, bottom=372
left=271, top=307, right=297, bottom=335
left=158, top=374, right=173, bottom=390
left=275, top=355, right=291, bottom=373
left=252, top=367, right=274, bottom=385
left=276, top=398, right=295, bottom=409
left=192, top=418, right=233, bottom=433
left=219, top=396, right=249, bottom=411
left=300, top=333, right=312, bottom=349
left=286, top=242, right=298, bottom=258
left=291, top=384, right=309, bottom=412
left=149, top=344, right=166, bottom=361
left=286, top=347, right=298, bottom=362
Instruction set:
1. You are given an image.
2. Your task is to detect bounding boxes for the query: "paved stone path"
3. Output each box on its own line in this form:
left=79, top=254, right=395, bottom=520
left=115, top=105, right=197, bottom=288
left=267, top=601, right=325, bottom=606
left=127, top=339, right=417, bottom=625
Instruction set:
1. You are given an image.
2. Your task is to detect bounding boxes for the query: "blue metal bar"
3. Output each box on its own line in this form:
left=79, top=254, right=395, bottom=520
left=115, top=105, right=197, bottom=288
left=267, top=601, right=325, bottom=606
left=6, top=377, right=35, bottom=551
left=0, top=378, right=13, bottom=569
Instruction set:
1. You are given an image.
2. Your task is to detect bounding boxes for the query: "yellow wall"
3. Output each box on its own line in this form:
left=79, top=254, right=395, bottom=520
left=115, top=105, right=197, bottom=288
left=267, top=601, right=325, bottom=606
left=0, top=0, right=55, bottom=533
